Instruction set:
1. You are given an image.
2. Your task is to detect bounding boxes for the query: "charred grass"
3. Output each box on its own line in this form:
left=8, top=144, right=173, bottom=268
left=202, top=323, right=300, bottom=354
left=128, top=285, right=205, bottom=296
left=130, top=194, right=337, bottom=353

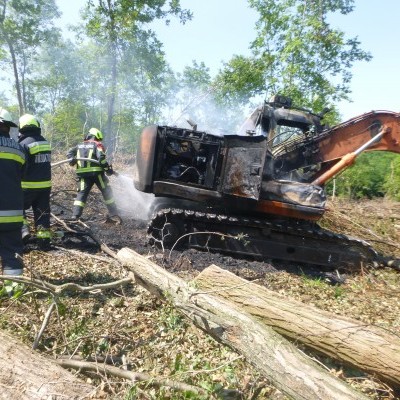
left=0, top=161, right=399, bottom=399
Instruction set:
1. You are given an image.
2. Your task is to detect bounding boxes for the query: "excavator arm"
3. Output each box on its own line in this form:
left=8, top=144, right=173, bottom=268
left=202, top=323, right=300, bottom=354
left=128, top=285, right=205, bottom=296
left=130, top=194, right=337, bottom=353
left=273, top=111, right=400, bottom=184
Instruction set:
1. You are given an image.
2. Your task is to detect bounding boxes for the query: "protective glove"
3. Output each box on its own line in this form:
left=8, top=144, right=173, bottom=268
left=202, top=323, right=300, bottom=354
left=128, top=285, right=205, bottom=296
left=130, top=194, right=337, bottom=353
left=69, top=157, right=77, bottom=166
left=105, top=166, right=114, bottom=176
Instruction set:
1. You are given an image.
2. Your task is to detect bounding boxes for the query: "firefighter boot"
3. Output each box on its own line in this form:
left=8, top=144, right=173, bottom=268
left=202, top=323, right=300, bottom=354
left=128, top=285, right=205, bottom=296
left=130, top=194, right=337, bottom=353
left=36, top=226, right=52, bottom=251
left=110, top=215, right=122, bottom=225
left=103, top=214, right=122, bottom=225
left=22, top=221, right=31, bottom=244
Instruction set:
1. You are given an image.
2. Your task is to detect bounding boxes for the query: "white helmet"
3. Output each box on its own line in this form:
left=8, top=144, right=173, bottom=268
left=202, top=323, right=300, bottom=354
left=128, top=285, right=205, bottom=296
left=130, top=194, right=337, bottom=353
left=0, top=108, right=17, bottom=127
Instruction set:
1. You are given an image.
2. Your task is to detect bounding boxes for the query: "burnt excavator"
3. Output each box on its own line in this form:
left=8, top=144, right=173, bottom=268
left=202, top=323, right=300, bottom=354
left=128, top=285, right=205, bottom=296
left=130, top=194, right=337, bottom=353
left=133, top=95, right=400, bottom=270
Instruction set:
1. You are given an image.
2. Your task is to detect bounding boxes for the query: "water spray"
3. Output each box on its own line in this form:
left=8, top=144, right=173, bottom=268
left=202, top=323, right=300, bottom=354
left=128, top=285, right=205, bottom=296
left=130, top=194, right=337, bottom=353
left=52, top=158, right=155, bottom=221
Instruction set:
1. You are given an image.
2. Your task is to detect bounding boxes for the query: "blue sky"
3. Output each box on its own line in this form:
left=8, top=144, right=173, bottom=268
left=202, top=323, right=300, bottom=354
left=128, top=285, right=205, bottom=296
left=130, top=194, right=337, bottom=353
left=59, top=0, right=400, bottom=121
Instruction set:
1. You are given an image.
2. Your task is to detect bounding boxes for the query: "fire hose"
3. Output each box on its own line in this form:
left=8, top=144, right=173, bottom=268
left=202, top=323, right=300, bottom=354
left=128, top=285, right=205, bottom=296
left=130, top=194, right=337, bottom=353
left=51, top=158, right=118, bottom=176
left=51, top=157, right=99, bottom=167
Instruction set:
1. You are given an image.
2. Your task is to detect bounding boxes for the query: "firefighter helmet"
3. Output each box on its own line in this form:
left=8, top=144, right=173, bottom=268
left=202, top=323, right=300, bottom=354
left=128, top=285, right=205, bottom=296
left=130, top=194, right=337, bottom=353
left=19, top=114, right=41, bottom=131
left=0, top=108, right=17, bottom=127
left=86, top=127, right=103, bottom=141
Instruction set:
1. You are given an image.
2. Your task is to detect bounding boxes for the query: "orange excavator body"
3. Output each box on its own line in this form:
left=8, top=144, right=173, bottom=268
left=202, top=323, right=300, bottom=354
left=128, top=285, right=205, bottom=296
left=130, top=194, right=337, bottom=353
left=133, top=96, right=400, bottom=268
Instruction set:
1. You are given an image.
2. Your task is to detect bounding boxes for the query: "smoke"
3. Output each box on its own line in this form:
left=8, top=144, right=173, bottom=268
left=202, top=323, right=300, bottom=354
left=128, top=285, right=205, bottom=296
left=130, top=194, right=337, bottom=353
left=111, top=173, right=155, bottom=222
left=161, top=84, right=252, bottom=135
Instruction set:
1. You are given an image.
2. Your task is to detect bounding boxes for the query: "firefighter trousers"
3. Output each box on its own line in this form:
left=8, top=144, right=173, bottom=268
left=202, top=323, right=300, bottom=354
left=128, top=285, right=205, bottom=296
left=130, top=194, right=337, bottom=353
left=23, top=189, right=51, bottom=229
left=73, top=174, right=118, bottom=218
left=0, top=229, right=24, bottom=274
left=23, top=188, right=52, bottom=246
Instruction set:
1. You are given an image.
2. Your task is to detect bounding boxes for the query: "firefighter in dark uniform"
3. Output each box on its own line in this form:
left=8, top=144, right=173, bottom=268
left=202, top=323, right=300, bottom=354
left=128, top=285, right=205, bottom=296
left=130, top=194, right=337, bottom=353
left=67, top=128, right=121, bottom=223
left=18, top=114, right=52, bottom=249
left=0, top=109, right=26, bottom=275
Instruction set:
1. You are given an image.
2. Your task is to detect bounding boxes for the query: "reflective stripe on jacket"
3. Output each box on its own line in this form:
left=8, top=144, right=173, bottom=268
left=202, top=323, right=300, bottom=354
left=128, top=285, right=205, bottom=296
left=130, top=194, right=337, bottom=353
left=19, top=133, right=51, bottom=190
left=0, top=136, right=25, bottom=230
left=67, top=140, right=111, bottom=177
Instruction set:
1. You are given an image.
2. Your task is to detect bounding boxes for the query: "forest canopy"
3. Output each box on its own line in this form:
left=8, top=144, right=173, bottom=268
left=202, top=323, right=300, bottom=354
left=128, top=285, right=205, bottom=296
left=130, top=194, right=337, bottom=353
left=0, top=0, right=398, bottom=199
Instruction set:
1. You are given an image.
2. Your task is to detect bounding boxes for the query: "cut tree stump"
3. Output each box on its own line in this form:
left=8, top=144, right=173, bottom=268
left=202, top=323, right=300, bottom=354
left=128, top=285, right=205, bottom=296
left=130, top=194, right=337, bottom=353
left=117, top=247, right=369, bottom=400
left=193, top=264, right=400, bottom=388
left=0, top=330, right=96, bottom=400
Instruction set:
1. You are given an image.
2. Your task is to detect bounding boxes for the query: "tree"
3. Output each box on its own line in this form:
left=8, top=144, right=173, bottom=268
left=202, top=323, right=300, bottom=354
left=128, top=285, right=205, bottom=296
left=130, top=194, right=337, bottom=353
left=29, top=40, right=88, bottom=115
left=326, top=152, right=397, bottom=199
left=0, top=0, right=61, bottom=114
left=384, top=156, right=400, bottom=200
left=214, top=0, right=371, bottom=115
left=81, top=0, right=192, bottom=151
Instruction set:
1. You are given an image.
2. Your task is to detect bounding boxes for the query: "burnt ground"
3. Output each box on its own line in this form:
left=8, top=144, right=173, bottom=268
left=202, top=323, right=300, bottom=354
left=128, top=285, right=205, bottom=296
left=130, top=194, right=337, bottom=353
left=48, top=166, right=282, bottom=280
left=49, top=167, right=400, bottom=284
left=50, top=189, right=333, bottom=284
left=4, top=163, right=400, bottom=399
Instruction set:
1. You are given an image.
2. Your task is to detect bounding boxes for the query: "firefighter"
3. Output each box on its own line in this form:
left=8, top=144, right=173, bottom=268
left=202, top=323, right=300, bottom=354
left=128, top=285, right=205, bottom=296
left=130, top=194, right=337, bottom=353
left=0, top=109, right=26, bottom=275
left=67, top=128, right=121, bottom=224
left=18, top=114, right=52, bottom=250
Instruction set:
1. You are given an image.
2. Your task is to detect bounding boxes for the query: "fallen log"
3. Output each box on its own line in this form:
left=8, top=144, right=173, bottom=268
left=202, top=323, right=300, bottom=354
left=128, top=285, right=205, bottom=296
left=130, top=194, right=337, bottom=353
left=117, top=247, right=368, bottom=400
left=193, top=265, right=400, bottom=388
left=0, top=330, right=96, bottom=400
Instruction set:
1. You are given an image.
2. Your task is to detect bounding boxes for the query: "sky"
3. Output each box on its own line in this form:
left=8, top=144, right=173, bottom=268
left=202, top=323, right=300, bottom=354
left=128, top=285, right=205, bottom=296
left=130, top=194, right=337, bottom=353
left=58, top=0, right=400, bottom=121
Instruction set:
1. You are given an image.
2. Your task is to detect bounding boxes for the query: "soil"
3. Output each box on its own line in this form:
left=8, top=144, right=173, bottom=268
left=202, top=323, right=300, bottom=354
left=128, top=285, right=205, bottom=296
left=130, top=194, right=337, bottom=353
left=2, top=163, right=400, bottom=399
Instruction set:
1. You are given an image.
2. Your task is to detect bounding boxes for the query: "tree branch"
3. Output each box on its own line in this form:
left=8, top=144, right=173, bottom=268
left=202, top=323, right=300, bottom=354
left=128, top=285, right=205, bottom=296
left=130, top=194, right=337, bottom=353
left=56, top=358, right=208, bottom=396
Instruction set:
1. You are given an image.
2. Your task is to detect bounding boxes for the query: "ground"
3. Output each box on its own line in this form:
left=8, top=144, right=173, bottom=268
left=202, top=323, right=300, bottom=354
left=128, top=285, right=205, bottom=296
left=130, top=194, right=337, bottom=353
left=1, top=161, right=399, bottom=399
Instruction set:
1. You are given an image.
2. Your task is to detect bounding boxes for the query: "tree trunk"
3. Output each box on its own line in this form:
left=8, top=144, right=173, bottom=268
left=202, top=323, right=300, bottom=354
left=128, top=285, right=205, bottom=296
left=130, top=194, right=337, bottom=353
left=105, top=39, right=118, bottom=154
left=193, top=264, right=400, bottom=388
left=117, top=247, right=369, bottom=400
left=0, top=330, right=96, bottom=400
left=6, top=40, right=24, bottom=115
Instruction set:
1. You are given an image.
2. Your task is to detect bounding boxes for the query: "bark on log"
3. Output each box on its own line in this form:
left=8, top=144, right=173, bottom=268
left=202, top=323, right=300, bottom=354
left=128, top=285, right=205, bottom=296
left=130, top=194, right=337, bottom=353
left=0, top=330, right=96, bottom=400
left=194, top=265, right=400, bottom=388
left=117, top=247, right=368, bottom=400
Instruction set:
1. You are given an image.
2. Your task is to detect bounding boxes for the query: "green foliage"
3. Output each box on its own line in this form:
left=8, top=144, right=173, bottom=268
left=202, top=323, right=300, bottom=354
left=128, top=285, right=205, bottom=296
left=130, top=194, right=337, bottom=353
left=326, top=152, right=399, bottom=199
left=29, top=40, right=88, bottom=114
left=0, top=281, right=25, bottom=299
left=214, top=55, right=266, bottom=106
left=81, top=0, right=192, bottom=150
left=158, top=299, right=185, bottom=330
left=383, top=156, right=400, bottom=200
left=44, top=99, right=88, bottom=150
left=214, top=0, right=371, bottom=115
left=0, top=0, right=61, bottom=113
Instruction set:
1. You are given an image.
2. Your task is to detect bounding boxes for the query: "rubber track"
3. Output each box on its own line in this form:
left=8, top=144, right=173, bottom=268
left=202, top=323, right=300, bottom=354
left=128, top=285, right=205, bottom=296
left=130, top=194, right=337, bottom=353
left=147, top=208, right=380, bottom=268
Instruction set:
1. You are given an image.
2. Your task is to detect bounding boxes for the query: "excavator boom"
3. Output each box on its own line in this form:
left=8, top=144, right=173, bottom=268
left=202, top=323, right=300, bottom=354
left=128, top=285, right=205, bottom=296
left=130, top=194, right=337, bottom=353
left=273, top=111, right=400, bottom=184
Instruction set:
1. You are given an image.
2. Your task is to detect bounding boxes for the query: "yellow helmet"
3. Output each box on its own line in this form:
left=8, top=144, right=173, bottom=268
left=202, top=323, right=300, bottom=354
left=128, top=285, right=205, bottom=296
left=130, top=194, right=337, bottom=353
left=0, top=108, right=17, bottom=127
left=86, top=127, right=103, bottom=141
left=19, top=114, right=40, bottom=131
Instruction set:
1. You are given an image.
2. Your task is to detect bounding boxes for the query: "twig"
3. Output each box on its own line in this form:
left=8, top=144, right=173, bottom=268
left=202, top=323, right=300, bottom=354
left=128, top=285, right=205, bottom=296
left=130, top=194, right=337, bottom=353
left=32, top=300, right=57, bottom=350
left=58, top=354, right=126, bottom=366
left=168, top=231, right=247, bottom=259
left=51, top=246, right=119, bottom=264
left=56, top=359, right=208, bottom=396
left=51, top=213, right=118, bottom=258
left=174, top=355, right=244, bottom=377
left=0, top=275, right=133, bottom=295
